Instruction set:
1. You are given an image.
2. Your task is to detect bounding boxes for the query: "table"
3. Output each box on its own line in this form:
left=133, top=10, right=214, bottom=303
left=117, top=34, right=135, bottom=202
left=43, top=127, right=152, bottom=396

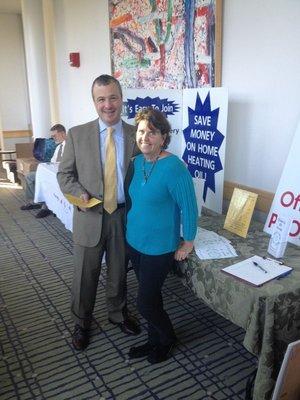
left=179, top=211, right=300, bottom=400
left=34, top=163, right=73, bottom=231
left=0, top=149, right=16, bottom=160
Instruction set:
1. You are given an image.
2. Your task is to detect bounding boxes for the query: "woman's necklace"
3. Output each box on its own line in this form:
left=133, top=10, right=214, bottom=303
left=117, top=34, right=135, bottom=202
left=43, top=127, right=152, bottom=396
left=142, top=153, right=160, bottom=185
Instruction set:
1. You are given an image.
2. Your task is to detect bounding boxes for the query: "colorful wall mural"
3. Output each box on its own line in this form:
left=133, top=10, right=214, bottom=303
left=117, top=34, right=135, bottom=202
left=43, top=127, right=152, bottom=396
left=109, top=0, right=220, bottom=89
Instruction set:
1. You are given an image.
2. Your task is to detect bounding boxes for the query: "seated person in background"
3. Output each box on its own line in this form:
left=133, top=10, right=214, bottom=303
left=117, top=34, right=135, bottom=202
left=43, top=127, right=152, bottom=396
left=20, top=124, right=66, bottom=219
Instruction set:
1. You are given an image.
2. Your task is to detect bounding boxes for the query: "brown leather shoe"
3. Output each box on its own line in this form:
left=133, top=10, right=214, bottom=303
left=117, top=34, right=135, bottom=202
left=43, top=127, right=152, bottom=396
left=72, top=324, right=89, bottom=351
left=109, top=316, right=141, bottom=336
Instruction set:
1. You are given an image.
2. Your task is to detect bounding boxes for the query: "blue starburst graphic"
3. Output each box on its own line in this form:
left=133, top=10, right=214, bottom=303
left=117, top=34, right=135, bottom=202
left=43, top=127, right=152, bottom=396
left=123, top=96, right=179, bottom=119
left=182, top=92, right=224, bottom=202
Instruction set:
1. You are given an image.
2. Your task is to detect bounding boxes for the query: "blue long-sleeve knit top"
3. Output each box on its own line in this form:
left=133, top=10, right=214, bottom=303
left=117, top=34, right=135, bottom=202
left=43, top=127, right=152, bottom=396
left=126, top=154, right=198, bottom=255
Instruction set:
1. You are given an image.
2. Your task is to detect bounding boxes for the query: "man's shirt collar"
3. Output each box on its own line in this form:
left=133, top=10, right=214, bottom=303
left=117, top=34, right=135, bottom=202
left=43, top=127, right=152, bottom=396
left=98, top=119, right=122, bottom=135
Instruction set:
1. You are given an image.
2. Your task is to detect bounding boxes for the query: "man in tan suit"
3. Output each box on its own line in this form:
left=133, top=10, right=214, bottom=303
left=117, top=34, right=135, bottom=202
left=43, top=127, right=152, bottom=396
left=57, top=75, right=140, bottom=351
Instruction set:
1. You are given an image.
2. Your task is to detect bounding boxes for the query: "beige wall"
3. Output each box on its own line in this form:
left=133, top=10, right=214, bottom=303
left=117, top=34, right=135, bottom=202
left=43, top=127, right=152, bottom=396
left=222, top=0, right=300, bottom=193
left=54, top=0, right=111, bottom=128
left=0, top=13, right=31, bottom=131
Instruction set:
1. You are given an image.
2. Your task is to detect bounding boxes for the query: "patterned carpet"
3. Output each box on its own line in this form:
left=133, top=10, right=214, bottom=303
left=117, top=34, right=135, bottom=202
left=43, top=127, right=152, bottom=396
left=0, top=185, right=257, bottom=400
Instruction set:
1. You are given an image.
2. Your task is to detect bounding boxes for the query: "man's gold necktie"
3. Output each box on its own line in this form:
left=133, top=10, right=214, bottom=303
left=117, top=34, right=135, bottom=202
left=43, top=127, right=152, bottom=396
left=104, top=127, right=117, bottom=213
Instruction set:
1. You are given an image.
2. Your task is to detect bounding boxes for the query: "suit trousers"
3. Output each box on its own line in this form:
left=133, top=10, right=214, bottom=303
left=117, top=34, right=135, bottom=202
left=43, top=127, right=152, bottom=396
left=71, top=207, right=127, bottom=329
left=127, top=244, right=176, bottom=346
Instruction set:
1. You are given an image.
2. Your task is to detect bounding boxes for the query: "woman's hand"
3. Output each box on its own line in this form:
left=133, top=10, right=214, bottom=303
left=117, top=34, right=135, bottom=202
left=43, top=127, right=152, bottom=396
left=174, top=241, right=194, bottom=261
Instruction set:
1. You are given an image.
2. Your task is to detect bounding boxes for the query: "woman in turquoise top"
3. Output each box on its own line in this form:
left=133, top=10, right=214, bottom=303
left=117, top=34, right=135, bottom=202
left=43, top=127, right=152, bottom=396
left=126, top=108, right=198, bottom=364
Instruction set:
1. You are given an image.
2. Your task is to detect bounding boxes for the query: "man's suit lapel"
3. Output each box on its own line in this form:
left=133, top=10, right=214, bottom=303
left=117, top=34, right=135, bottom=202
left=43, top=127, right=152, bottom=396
left=88, top=119, right=103, bottom=185
left=89, top=118, right=101, bottom=159
left=123, top=121, right=136, bottom=171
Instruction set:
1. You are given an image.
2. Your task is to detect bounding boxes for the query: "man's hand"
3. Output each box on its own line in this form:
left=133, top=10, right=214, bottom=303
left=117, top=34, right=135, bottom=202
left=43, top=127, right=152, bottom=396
left=174, top=241, right=194, bottom=261
left=78, top=192, right=90, bottom=212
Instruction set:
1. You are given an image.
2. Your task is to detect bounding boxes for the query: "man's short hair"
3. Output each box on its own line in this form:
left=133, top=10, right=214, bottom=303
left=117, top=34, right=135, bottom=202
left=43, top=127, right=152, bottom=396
left=91, top=74, right=123, bottom=99
left=50, top=124, right=66, bottom=133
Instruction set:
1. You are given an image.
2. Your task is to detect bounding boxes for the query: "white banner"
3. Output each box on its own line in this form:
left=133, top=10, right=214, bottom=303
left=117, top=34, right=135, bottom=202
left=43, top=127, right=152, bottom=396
left=264, top=121, right=300, bottom=246
left=182, top=88, right=228, bottom=213
left=123, top=89, right=183, bottom=156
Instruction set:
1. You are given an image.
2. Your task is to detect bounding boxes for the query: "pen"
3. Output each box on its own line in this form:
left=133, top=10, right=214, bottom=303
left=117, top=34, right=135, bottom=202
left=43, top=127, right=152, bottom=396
left=253, top=261, right=268, bottom=274
left=263, top=256, right=284, bottom=265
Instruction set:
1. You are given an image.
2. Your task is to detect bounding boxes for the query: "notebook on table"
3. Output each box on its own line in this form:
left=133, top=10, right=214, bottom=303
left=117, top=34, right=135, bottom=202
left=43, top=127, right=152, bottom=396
left=222, top=255, right=293, bottom=287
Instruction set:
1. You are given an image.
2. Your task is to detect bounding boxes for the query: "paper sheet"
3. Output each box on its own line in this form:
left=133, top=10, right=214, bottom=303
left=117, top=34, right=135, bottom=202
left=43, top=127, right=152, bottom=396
left=194, top=227, right=238, bottom=260
left=64, top=193, right=102, bottom=208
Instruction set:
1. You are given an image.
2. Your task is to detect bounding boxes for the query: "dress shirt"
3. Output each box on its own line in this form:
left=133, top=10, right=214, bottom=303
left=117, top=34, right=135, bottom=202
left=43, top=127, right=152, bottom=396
left=98, top=119, right=125, bottom=203
left=51, top=141, right=66, bottom=163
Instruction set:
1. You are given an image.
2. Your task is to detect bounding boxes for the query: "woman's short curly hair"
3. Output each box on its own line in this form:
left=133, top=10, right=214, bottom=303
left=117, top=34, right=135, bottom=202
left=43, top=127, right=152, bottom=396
left=135, top=107, right=171, bottom=149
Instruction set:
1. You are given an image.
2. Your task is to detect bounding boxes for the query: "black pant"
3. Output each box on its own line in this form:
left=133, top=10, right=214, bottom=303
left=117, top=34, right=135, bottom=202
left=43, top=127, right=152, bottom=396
left=128, top=244, right=176, bottom=346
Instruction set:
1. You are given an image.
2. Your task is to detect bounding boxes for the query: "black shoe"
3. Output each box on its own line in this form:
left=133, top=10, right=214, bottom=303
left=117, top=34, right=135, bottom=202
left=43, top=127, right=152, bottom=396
left=147, top=341, right=176, bottom=364
left=20, top=203, right=41, bottom=210
left=35, top=209, right=52, bottom=218
left=72, top=324, right=89, bottom=351
left=129, top=342, right=155, bottom=359
left=109, top=316, right=141, bottom=336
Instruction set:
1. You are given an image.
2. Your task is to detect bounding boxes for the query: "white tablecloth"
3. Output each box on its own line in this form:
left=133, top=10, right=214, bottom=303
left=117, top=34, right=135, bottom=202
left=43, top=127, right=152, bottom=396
left=34, top=163, right=73, bottom=231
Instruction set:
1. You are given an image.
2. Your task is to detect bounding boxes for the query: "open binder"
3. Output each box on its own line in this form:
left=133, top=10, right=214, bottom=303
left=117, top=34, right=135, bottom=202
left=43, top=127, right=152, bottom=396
left=222, top=255, right=293, bottom=287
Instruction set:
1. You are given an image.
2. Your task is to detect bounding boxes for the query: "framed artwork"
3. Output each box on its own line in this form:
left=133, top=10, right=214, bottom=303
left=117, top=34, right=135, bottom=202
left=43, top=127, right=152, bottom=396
left=109, top=0, right=222, bottom=89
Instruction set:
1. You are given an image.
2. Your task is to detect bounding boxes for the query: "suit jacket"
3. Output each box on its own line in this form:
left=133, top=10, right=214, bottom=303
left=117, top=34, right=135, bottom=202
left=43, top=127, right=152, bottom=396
left=57, top=118, right=138, bottom=247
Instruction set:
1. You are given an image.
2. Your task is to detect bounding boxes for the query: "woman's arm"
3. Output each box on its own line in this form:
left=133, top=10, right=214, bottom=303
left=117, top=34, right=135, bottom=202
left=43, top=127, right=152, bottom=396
left=169, top=164, right=198, bottom=260
left=174, top=240, right=194, bottom=261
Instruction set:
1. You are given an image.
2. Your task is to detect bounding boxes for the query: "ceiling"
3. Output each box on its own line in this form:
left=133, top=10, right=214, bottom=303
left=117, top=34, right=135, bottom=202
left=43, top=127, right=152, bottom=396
left=0, top=0, right=21, bottom=14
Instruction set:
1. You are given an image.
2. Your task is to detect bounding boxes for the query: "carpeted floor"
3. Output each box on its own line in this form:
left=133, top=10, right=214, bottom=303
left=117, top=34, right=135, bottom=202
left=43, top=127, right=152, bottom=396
left=0, top=183, right=257, bottom=400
